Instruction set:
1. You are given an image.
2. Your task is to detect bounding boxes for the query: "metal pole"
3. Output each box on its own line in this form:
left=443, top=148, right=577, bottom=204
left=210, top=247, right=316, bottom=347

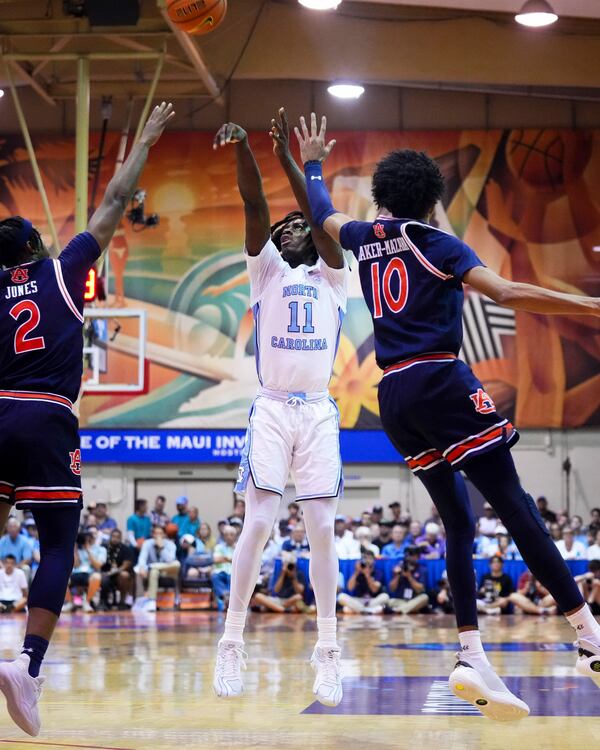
left=133, top=52, right=165, bottom=144
left=4, top=64, right=61, bottom=253
left=75, top=57, right=90, bottom=233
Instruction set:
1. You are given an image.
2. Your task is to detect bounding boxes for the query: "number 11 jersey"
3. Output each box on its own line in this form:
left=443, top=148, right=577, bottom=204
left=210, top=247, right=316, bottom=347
left=0, top=232, right=101, bottom=408
left=339, top=218, right=484, bottom=369
left=247, top=239, right=349, bottom=394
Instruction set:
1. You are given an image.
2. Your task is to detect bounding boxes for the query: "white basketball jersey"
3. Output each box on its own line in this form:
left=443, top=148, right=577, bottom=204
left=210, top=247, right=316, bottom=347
left=246, top=239, right=349, bottom=393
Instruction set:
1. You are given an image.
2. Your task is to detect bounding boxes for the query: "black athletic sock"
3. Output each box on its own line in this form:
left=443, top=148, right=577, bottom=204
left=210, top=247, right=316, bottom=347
left=21, top=634, right=49, bottom=678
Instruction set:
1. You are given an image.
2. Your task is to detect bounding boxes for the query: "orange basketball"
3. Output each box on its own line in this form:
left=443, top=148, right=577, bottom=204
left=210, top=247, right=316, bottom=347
left=165, top=523, right=179, bottom=539
left=166, top=0, right=227, bottom=36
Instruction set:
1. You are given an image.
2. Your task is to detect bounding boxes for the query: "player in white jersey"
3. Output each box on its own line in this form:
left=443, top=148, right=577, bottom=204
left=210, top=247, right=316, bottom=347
left=212, top=110, right=349, bottom=706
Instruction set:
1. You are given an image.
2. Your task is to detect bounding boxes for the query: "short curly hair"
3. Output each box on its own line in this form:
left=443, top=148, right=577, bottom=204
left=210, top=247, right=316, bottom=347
left=0, top=216, right=43, bottom=268
left=371, top=150, right=445, bottom=220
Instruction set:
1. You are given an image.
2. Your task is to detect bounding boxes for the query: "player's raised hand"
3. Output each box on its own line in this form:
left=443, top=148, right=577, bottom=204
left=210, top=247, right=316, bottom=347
left=213, top=122, right=247, bottom=150
left=270, top=107, right=291, bottom=160
left=294, top=112, right=336, bottom=164
left=140, top=102, right=175, bottom=147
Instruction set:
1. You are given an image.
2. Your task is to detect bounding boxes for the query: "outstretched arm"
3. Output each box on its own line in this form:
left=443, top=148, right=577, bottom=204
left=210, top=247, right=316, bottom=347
left=87, top=102, right=175, bottom=254
left=294, top=113, right=354, bottom=244
left=464, top=265, right=600, bottom=316
left=270, top=108, right=344, bottom=269
left=213, top=123, right=270, bottom=256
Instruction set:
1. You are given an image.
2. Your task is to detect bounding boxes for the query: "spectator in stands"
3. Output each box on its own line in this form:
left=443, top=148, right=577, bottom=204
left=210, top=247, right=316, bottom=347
left=355, top=526, right=380, bottom=557
left=253, top=554, right=308, bottom=613
left=387, top=546, right=429, bottom=614
left=577, top=560, right=600, bottom=615
left=382, top=524, right=410, bottom=558
left=485, top=526, right=513, bottom=559
left=0, top=518, right=32, bottom=580
left=0, top=555, right=28, bottom=613
left=370, top=505, right=384, bottom=526
left=388, top=502, right=409, bottom=525
left=509, top=571, right=556, bottom=616
left=274, top=519, right=292, bottom=547
left=406, top=520, right=422, bottom=545
left=557, top=511, right=570, bottom=530
left=286, top=502, right=301, bottom=526
left=127, top=499, right=152, bottom=549
left=178, top=533, right=206, bottom=575
left=100, top=529, right=133, bottom=610
left=94, top=502, right=117, bottom=534
left=216, top=519, right=228, bottom=544
left=536, top=496, right=557, bottom=523
left=171, top=496, right=190, bottom=533
left=199, top=522, right=217, bottom=552
left=372, top=521, right=393, bottom=552
left=432, top=570, right=454, bottom=614
left=337, top=550, right=389, bottom=614
left=230, top=498, right=246, bottom=525
left=257, top=532, right=281, bottom=590
left=586, top=529, right=600, bottom=561
left=229, top=517, right=244, bottom=540
left=211, top=525, right=237, bottom=611
left=571, top=515, right=587, bottom=546
left=555, top=527, right=587, bottom=560
left=473, top=522, right=494, bottom=558
left=477, top=556, right=514, bottom=615
left=478, top=502, right=499, bottom=537
left=175, top=505, right=200, bottom=539
left=360, top=511, right=373, bottom=528
left=334, top=516, right=360, bottom=559
left=589, top=508, right=600, bottom=535
left=135, top=525, right=180, bottom=612
left=282, top=523, right=310, bottom=557
left=424, top=504, right=442, bottom=528
left=22, top=519, right=40, bottom=576
left=416, top=522, right=445, bottom=559
left=150, top=495, right=169, bottom=528
left=549, top=522, right=562, bottom=542
left=66, top=530, right=107, bottom=612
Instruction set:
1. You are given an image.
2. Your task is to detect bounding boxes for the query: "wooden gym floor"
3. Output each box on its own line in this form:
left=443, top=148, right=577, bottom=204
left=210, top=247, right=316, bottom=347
left=0, top=611, right=599, bottom=750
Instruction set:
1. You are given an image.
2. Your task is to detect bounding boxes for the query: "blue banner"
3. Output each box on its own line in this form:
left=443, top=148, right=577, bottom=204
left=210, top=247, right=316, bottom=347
left=80, top=429, right=402, bottom=464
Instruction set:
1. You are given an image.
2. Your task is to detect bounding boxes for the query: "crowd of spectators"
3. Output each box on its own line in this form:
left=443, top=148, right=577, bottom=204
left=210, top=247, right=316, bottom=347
left=0, top=494, right=598, bottom=616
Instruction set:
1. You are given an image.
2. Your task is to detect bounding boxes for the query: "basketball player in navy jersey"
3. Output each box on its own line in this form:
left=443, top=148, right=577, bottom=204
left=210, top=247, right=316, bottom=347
left=0, top=102, right=174, bottom=736
left=296, top=113, right=600, bottom=720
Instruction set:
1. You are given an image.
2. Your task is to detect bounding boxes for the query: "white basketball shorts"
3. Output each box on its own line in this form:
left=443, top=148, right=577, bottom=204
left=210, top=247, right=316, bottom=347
left=235, top=389, right=343, bottom=500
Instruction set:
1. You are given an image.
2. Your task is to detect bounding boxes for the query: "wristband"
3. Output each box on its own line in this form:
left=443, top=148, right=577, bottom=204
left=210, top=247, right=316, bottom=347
left=304, top=161, right=337, bottom=228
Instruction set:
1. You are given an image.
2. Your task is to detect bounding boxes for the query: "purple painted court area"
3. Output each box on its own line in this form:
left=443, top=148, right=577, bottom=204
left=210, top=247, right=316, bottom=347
left=303, top=676, right=600, bottom=717
left=379, top=642, right=574, bottom=652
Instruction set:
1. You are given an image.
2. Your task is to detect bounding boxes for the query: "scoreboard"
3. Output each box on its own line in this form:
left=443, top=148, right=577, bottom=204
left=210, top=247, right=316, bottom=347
left=84, top=267, right=97, bottom=302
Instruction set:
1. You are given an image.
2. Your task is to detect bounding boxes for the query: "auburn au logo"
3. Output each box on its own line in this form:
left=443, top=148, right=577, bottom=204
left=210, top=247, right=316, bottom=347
left=470, top=388, right=496, bottom=414
left=373, top=223, right=386, bottom=239
left=69, top=449, right=82, bottom=476
left=10, top=268, right=29, bottom=284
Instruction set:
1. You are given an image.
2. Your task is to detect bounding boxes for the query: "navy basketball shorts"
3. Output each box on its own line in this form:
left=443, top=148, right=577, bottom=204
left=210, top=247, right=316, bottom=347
left=0, top=398, right=83, bottom=510
left=378, top=354, right=519, bottom=475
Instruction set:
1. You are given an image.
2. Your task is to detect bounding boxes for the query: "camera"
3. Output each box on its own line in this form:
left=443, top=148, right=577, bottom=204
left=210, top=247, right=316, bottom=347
left=126, top=189, right=159, bottom=230
left=286, top=562, right=296, bottom=572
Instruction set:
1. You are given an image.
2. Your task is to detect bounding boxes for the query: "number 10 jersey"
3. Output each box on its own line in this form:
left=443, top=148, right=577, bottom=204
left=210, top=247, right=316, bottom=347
left=247, top=239, right=349, bottom=394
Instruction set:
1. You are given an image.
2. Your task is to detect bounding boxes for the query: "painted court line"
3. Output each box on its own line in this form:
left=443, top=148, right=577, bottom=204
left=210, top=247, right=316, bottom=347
left=0, top=740, right=132, bottom=750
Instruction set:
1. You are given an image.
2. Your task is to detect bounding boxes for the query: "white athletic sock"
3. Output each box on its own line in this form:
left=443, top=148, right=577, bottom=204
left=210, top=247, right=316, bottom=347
left=316, top=617, right=338, bottom=649
left=220, top=609, right=246, bottom=645
left=566, top=604, right=600, bottom=646
left=458, top=629, right=490, bottom=667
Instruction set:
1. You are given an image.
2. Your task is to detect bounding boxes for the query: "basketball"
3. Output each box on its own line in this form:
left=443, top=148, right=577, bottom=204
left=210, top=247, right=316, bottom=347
left=166, top=0, right=227, bottom=36
left=165, top=522, right=179, bottom=539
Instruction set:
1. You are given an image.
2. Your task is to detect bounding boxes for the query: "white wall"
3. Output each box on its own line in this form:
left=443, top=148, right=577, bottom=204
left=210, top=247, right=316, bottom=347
left=82, top=428, right=600, bottom=531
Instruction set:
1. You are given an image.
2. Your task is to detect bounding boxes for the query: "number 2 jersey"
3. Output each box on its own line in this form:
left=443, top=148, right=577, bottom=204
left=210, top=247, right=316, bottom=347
left=339, top=218, right=484, bottom=368
left=0, top=232, right=102, bottom=408
left=247, top=239, right=349, bottom=393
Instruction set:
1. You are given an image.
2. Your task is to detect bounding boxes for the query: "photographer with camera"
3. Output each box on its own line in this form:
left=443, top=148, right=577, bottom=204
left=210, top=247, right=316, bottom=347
left=99, top=529, right=134, bottom=610
left=387, top=546, right=429, bottom=614
left=575, top=560, right=600, bottom=616
left=337, top=550, right=389, bottom=614
left=476, top=556, right=514, bottom=615
left=64, top=530, right=107, bottom=613
left=508, top=570, right=556, bottom=616
left=253, top=554, right=308, bottom=613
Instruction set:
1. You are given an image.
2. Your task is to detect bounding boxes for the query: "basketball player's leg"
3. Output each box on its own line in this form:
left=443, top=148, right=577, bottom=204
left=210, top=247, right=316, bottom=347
left=463, top=445, right=600, bottom=684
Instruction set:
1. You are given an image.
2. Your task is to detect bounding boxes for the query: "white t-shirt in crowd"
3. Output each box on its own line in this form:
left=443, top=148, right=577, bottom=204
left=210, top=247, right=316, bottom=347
left=335, top=530, right=360, bottom=560
left=478, top=517, right=499, bottom=537
left=587, top=544, right=600, bottom=561
left=555, top=539, right=587, bottom=560
left=0, top=568, right=27, bottom=601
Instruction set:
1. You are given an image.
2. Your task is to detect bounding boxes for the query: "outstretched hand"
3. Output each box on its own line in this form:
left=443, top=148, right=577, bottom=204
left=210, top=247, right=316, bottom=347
left=294, top=112, right=336, bottom=164
left=140, top=102, right=176, bottom=147
left=213, top=122, right=248, bottom=150
left=270, top=107, right=291, bottom=159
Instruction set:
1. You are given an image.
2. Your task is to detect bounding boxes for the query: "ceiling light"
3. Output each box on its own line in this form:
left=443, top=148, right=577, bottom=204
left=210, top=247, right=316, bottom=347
left=298, top=1, right=342, bottom=10
left=328, top=83, right=364, bottom=99
left=515, top=0, right=558, bottom=27
left=0, top=89, right=4, bottom=99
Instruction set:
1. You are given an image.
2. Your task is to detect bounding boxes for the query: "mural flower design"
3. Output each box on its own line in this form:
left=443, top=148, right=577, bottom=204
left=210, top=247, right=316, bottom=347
left=330, top=335, right=380, bottom=428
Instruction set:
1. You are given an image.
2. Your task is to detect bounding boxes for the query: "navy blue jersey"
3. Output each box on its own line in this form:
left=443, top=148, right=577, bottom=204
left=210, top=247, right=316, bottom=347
left=0, top=232, right=101, bottom=406
left=339, top=218, right=484, bottom=369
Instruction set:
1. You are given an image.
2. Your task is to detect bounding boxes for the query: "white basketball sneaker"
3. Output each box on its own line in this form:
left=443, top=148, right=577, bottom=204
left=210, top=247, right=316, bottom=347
left=311, top=646, right=343, bottom=707
left=213, top=641, right=247, bottom=698
left=0, top=654, right=45, bottom=736
left=449, top=653, right=529, bottom=721
left=575, top=638, right=600, bottom=687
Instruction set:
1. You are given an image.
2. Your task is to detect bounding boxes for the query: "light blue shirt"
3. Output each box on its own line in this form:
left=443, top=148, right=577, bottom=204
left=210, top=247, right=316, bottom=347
left=138, top=538, right=177, bottom=568
left=0, top=534, right=33, bottom=564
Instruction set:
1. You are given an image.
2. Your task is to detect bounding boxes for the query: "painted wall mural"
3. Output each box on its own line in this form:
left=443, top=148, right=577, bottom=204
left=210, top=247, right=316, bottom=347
left=2, top=128, right=598, bottom=429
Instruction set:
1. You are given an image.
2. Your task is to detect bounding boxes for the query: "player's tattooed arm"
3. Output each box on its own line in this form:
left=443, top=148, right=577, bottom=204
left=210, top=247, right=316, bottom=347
left=88, top=102, right=175, bottom=254
left=295, top=112, right=353, bottom=245
left=270, top=108, right=344, bottom=270
left=464, top=266, right=600, bottom=316
left=213, top=122, right=270, bottom=256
